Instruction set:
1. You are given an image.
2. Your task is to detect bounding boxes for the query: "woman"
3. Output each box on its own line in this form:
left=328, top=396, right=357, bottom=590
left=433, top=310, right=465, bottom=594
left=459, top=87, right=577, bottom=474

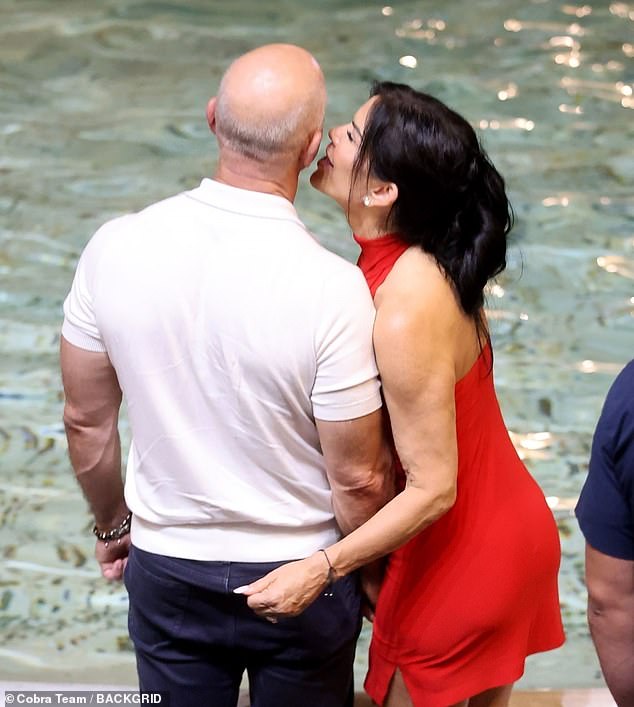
left=238, top=82, right=565, bottom=706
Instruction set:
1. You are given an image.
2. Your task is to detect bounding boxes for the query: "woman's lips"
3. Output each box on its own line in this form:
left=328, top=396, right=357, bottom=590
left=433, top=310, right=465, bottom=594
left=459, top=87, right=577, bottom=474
left=316, top=145, right=334, bottom=170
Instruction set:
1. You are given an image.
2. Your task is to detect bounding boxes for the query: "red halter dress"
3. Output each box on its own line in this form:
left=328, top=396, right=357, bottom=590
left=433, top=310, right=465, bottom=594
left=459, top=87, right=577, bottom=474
left=355, top=233, right=565, bottom=707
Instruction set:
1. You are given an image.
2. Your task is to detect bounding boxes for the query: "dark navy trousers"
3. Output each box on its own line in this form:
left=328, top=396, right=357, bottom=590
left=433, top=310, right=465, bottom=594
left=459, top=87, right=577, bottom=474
left=124, top=546, right=362, bottom=707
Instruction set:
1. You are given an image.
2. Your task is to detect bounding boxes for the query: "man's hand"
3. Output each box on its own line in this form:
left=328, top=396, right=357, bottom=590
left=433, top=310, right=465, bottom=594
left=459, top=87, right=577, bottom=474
left=95, top=534, right=131, bottom=581
left=234, top=553, right=329, bottom=621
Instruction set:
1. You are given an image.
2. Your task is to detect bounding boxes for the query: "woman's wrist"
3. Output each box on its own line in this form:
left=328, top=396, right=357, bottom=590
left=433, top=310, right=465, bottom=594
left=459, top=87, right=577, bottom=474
left=318, top=548, right=339, bottom=584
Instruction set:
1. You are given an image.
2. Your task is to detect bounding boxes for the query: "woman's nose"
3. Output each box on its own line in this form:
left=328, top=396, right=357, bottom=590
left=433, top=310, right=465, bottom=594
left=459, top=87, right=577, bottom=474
left=328, top=126, right=338, bottom=143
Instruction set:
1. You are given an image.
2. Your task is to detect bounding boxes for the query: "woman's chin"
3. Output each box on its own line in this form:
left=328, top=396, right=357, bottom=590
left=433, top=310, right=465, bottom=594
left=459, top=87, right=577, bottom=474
left=309, top=165, right=345, bottom=209
left=309, top=167, right=327, bottom=193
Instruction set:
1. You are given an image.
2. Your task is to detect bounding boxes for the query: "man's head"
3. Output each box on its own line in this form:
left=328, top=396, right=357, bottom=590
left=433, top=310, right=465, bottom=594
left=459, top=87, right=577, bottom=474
left=208, top=44, right=326, bottom=172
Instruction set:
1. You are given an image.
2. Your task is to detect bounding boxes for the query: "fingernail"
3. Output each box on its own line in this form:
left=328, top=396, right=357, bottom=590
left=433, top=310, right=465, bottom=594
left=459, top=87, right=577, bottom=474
left=233, top=585, right=249, bottom=594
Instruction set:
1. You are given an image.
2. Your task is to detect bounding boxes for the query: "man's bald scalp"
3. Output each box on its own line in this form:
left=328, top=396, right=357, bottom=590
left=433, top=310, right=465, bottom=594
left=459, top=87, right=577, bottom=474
left=215, top=44, right=326, bottom=162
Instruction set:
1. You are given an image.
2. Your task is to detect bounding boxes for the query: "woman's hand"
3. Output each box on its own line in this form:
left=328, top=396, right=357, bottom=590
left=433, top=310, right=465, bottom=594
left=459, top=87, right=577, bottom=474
left=234, top=552, right=330, bottom=622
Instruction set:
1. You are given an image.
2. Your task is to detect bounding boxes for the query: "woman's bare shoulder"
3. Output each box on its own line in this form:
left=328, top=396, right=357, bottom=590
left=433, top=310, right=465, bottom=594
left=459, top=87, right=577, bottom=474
left=375, top=247, right=481, bottom=377
left=377, top=246, right=460, bottom=320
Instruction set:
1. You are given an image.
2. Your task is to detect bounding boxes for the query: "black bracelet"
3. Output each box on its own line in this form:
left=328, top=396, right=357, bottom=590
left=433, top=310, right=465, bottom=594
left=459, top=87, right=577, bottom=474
left=92, top=511, right=132, bottom=545
left=319, top=548, right=337, bottom=585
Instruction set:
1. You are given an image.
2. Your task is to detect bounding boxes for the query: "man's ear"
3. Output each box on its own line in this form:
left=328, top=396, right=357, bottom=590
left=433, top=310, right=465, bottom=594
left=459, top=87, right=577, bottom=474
left=206, top=97, right=217, bottom=134
left=368, top=181, right=398, bottom=209
left=301, top=128, right=323, bottom=169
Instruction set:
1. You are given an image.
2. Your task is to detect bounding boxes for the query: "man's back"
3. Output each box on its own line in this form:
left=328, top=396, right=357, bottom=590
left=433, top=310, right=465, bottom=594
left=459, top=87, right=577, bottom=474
left=63, top=178, right=381, bottom=562
left=60, top=44, right=391, bottom=707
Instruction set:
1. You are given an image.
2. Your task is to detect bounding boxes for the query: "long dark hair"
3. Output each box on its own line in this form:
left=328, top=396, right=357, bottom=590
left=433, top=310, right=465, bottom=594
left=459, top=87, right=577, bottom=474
left=353, top=81, right=513, bottom=344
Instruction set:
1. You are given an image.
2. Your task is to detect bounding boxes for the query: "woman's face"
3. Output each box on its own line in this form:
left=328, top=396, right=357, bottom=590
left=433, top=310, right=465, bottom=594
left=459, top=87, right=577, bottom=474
left=310, top=97, right=377, bottom=210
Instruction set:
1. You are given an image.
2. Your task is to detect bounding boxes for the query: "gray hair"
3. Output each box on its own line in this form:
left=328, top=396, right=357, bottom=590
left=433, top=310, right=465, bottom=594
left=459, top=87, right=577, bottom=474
left=215, top=78, right=326, bottom=162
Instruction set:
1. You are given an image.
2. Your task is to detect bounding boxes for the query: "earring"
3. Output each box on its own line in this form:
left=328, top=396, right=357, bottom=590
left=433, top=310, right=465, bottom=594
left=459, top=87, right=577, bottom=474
left=362, top=195, right=372, bottom=207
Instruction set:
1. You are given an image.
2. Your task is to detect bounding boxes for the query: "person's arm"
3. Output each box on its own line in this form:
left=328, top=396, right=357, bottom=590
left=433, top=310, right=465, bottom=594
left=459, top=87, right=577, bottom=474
left=60, top=336, right=129, bottom=581
left=238, top=287, right=459, bottom=617
left=234, top=410, right=394, bottom=617
left=585, top=543, right=634, bottom=706
left=575, top=361, right=634, bottom=705
left=317, top=411, right=394, bottom=618
left=316, top=411, right=394, bottom=536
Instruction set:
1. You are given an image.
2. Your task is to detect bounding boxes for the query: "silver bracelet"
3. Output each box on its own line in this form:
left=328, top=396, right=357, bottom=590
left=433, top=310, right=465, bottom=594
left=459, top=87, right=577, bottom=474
left=92, top=511, right=132, bottom=545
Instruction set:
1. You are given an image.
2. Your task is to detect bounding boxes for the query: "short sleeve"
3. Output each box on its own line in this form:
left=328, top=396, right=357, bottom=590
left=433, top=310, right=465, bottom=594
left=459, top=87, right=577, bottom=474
left=311, top=267, right=382, bottom=421
left=61, top=236, right=107, bottom=353
left=576, top=362, right=634, bottom=561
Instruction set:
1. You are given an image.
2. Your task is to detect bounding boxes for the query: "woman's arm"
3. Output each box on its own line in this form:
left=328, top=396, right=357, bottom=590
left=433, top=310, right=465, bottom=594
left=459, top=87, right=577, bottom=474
left=238, top=279, right=462, bottom=618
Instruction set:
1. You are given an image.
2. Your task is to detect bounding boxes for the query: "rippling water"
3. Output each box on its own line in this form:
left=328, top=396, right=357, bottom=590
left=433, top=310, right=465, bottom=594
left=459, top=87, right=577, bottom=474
left=1, top=0, right=632, bottom=689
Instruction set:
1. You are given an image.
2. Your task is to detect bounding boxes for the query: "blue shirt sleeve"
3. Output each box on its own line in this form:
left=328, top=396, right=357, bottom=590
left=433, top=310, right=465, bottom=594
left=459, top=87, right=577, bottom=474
left=575, top=360, right=634, bottom=561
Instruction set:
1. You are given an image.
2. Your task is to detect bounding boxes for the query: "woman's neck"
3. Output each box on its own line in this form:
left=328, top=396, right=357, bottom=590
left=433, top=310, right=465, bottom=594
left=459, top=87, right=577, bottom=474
left=348, top=208, right=393, bottom=239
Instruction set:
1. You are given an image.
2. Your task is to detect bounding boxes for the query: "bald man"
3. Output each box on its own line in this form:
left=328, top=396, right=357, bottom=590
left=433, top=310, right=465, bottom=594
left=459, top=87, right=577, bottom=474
left=60, top=44, right=392, bottom=706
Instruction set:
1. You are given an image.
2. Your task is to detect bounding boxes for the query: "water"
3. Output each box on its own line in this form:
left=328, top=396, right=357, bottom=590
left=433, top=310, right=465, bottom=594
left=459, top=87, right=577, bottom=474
left=1, top=0, right=632, bottom=689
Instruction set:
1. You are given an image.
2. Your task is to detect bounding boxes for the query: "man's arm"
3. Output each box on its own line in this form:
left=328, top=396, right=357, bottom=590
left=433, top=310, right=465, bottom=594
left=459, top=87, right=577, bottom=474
left=316, top=410, right=394, bottom=616
left=585, top=543, right=634, bottom=706
left=316, top=410, right=394, bottom=536
left=60, top=336, right=129, bottom=580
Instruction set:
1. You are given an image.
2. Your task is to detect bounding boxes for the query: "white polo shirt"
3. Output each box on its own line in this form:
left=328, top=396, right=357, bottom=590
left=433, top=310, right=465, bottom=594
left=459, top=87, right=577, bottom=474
left=62, top=178, right=382, bottom=562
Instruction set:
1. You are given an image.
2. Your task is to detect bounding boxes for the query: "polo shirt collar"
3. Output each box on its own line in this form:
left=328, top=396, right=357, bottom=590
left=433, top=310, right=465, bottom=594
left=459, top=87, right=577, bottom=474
left=187, top=178, right=301, bottom=222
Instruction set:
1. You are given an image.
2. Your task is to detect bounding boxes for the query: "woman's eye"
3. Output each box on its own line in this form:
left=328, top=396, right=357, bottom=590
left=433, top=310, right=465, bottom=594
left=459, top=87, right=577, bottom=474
left=346, top=130, right=354, bottom=142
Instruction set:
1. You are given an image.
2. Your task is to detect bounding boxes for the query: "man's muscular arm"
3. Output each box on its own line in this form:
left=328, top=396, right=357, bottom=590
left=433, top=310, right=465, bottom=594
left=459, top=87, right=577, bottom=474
left=61, top=336, right=129, bottom=580
left=316, top=410, right=394, bottom=536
